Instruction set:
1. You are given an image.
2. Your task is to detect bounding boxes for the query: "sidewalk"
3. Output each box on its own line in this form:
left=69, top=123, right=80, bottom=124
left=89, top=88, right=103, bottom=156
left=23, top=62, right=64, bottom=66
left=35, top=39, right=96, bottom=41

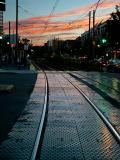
left=0, top=63, right=37, bottom=93
left=0, top=65, right=46, bottom=159
left=0, top=61, right=37, bottom=73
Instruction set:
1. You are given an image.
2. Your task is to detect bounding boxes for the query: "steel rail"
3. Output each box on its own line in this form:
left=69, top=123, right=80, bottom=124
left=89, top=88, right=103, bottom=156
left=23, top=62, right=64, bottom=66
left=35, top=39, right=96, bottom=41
left=32, top=62, right=120, bottom=149
left=30, top=65, right=48, bottom=160
left=63, top=74, right=120, bottom=144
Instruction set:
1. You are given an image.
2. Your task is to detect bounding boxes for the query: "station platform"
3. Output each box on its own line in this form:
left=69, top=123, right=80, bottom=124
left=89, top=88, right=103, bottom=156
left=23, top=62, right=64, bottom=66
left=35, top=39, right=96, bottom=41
left=0, top=70, right=46, bottom=160
left=0, top=69, right=120, bottom=160
left=40, top=72, right=120, bottom=160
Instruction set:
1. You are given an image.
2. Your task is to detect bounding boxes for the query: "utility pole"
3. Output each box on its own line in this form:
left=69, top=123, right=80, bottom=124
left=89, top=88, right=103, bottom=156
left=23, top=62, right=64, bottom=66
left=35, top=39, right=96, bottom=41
left=8, top=21, right=11, bottom=62
left=88, top=11, right=91, bottom=59
left=92, top=0, right=101, bottom=60
left=89, top=11, right=91, bottom=37
left=16, top=0, right=18, bottom=47
left=9, top=21, right=11, bottom=45
left=93, top=10, right=95, bottom=36
left=92, top=10, right=95, bottom=60
left=15, top=0, right=18, bottom=64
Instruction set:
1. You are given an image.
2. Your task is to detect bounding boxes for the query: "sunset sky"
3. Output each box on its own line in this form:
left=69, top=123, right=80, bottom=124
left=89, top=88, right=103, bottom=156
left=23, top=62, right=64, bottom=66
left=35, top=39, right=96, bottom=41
left=3, top=0, right=120, bottom=46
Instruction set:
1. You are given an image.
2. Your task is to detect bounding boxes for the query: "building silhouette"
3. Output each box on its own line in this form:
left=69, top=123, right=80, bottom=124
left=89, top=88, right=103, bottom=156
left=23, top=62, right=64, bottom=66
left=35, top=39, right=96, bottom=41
left=0, top=0, right=6, bottom=36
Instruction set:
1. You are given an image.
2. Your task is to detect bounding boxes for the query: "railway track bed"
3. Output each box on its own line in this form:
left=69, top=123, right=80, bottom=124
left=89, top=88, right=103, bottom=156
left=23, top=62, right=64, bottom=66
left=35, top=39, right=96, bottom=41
left=39, top=71, right=120, bottom=160
left=0, top=70, right=120, bottom=160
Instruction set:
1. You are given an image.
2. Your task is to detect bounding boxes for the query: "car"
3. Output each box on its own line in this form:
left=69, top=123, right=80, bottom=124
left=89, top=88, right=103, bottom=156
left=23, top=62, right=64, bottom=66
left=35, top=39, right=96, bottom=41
left=95, top=57, right=110, bottom=71
left=107, top=59, right=120, bottom=72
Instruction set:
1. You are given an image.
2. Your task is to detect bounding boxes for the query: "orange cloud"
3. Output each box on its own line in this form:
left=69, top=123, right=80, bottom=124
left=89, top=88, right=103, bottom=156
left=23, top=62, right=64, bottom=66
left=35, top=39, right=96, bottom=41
left=4, top=0, right=118, bottom=45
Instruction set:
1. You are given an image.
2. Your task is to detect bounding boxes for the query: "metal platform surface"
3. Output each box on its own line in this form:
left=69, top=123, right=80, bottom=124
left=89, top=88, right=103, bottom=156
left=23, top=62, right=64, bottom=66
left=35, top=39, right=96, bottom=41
left=0, top=72, right=46, bottom=160
left=39, top=72, right=120, bottom=160
left=70, top=72, right=120, bottom=135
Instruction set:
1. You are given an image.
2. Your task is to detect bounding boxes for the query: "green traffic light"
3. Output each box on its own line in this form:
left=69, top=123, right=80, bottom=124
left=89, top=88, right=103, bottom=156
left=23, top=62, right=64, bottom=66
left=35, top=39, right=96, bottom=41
left=101, top=38, right=107, bottom=44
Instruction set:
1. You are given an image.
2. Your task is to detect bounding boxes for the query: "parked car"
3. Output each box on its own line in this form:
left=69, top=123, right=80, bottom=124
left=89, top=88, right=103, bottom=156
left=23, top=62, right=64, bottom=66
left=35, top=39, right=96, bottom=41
left=95, top=57, right=110, bottom=71
left=107, top=59, right=120, bottom=72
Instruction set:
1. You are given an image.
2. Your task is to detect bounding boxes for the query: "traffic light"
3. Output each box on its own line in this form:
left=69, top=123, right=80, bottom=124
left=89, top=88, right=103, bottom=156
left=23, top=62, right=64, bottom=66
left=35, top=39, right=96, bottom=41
left=100, top=38, right=107, bottom=45
left=101, top=38, right=107, bottom=44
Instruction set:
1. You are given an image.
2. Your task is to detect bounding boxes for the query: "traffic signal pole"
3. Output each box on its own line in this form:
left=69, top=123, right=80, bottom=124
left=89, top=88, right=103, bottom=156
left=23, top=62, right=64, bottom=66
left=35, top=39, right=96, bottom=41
left=9, top=21, right=11, bottom=45
left=92, top=0, right=101, bottom=60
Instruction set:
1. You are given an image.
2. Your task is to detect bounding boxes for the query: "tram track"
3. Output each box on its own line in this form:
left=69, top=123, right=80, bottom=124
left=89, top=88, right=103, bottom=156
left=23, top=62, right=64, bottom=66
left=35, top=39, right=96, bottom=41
left=28, top=62, right=52, bottom=160
left=62, top=74, right=120, bottom=144
left=29, top=66, right=49, bottom=160
left=67, top=72, right=120, bottom=134
left=31, top=63, right=120, bottom=159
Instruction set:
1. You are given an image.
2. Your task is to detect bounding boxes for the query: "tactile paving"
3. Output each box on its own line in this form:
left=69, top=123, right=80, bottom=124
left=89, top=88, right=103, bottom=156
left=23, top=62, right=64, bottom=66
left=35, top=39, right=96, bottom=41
left=39, top=72, right=120, bottom=160
left=70, top=72, right=120, bottom=135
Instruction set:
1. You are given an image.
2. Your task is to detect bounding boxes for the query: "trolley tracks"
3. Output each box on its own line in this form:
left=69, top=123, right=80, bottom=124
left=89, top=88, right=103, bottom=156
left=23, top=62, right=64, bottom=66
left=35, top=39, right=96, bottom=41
left=63, top=74, right=120, bottom=143
left=30, top=70, right=49, bottom=160
left=1, top=62, right=120, bottom=159
left=33, top=63, right=120, bottom=159
left=68, top=72, right=120, bottom=133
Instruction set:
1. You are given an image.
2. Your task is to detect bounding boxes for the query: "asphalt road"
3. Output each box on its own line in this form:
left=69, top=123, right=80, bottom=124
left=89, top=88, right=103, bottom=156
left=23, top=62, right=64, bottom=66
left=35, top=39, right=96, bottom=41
left=0, top=72, right=37, bottom=144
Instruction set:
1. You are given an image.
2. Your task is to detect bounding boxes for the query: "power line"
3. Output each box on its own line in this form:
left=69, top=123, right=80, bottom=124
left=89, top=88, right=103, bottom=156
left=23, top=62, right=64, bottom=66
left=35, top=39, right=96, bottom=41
left=18, top=0, right=105, bottom=31
left=67, top=0, right=106, bottom=29
left=17, top=0, right=115, bottom=43
left=42, top=0, right=60, bottom=33
left=18, top=5, right=35, bottom=17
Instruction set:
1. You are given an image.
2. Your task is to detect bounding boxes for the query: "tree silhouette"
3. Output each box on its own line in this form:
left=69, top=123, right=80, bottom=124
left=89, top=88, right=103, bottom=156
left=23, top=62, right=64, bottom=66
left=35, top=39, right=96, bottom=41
left=106, top=9, right=120, bottom=48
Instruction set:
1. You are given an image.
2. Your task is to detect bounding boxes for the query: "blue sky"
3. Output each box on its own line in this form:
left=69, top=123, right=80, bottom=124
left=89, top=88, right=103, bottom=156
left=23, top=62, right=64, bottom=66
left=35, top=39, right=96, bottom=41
left=3, top=0, right=119, bottom=45
left=4, top=0, right=99, bottom=21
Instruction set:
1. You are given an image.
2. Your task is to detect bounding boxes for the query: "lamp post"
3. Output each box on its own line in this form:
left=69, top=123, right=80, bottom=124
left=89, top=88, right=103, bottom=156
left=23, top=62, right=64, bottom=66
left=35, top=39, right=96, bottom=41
left=92, top=0, right=101, bottom=60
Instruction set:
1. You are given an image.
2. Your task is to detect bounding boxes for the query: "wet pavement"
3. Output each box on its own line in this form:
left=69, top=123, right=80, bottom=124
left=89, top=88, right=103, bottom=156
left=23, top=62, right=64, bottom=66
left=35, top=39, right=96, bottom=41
left=39, top=72, right=120, bottom=160
left=0, top=72, right=37, bottom=143
left=69, top=71, right=120, bottom=136
left=0, top=69, right=120, bottom=160
left=0, top=71, right=46, bottom=160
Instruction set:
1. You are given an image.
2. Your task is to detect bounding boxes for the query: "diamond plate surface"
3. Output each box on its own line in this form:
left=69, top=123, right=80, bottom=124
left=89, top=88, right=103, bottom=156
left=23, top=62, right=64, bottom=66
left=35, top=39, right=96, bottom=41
left=70, top=72, right=120, bottom=135
left=39, top=73, right=120, bottom=160
left=0, top=73, right=46, bottom=160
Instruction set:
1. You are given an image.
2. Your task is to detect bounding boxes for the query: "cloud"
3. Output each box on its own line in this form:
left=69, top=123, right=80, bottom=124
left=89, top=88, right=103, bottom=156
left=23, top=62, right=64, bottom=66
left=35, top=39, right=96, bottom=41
left=4, top=0, right=117, bottom=45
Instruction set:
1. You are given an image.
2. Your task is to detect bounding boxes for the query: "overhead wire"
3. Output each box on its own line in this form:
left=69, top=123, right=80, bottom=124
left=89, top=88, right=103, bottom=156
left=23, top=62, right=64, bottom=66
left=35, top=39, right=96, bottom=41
left=15, top=0, right=60, bottom=44
left=18, top=0, right=105, bottom=30
left=18, top=5, right=35, bottom=17
left=18, top=5, right=36, bottom=28
left=46, top=0, right=107, bottom=38
left=42, top=0, right=60, bottom=33
left=17, top=0, right=117, bottom=43
left=63, top=0, right=112, bottom=40
left=67, top=0, right=105, bottom=28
